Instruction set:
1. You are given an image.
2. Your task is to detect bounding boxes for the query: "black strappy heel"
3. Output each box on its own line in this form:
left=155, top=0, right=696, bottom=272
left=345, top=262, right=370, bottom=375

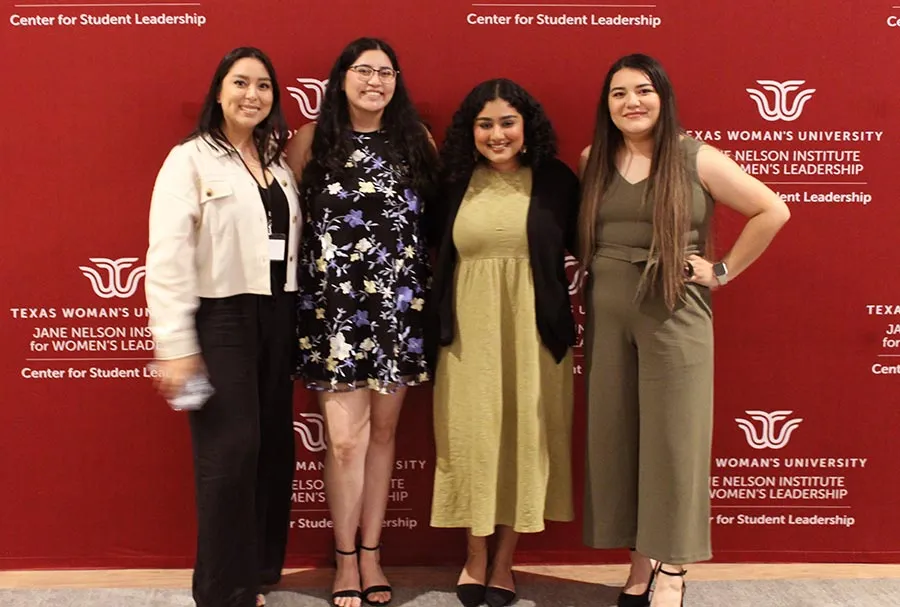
left=332, top=547, right=362, bottom=606
left=359, top=543, right=392, bottom=606
left=617, top=565, right=656, bottom=607
left=654, top=566, right=687, bottom=607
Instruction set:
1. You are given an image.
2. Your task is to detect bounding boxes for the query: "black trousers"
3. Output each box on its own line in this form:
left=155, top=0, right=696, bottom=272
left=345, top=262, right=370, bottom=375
left=188, top=290, right=296, bottom=607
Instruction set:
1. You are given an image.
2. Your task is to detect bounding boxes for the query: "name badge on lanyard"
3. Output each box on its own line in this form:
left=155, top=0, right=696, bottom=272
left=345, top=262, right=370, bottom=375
left=232, top=147, right=288, bottom=263
left=269, top=233, right=287, bottom=261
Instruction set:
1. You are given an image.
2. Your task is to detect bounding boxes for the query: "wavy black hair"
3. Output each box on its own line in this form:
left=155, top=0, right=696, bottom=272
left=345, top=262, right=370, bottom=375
left=186, top=46, right=289, bottom=167
left=301, top=37, right=439, bottom=206
left=440, top=78, right=557, bottom=182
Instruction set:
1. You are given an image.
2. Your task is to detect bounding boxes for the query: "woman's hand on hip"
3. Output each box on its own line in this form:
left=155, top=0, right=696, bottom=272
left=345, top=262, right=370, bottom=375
left=685, top=254, right=718, bottom=289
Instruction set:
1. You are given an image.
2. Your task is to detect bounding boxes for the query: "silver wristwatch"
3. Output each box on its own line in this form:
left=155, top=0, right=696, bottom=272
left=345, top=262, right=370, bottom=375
left=713, top=261, right=728, bottom=286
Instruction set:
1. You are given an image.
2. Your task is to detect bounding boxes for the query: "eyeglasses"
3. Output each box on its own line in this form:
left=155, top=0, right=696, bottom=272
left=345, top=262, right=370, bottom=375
left=348, top=64, right=398, bottom=83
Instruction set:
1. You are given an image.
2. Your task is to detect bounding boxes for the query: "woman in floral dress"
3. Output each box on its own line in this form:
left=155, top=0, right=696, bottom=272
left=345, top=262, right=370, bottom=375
left=285, top=37, right=438, bottom=607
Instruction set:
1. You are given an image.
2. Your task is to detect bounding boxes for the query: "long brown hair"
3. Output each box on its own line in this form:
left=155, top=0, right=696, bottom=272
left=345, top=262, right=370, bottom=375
left=579, top=54, right=691, bottom=311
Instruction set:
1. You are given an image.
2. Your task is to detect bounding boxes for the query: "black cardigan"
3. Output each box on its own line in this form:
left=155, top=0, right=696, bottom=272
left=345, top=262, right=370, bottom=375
left=427, top=158, right=580, bottom=364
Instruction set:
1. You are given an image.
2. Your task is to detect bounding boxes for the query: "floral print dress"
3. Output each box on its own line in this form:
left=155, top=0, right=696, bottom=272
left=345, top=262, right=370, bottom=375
left=296, top=130, right=431, bottom=394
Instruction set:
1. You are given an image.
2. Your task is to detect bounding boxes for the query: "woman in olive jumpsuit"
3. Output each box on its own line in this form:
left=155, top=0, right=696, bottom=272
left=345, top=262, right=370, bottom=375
left=579, top=54, right=790, bottom=607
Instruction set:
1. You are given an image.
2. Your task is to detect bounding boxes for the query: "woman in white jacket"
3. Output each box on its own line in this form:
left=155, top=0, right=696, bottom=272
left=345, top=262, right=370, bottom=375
left=145, top=47, right=300, bottom=607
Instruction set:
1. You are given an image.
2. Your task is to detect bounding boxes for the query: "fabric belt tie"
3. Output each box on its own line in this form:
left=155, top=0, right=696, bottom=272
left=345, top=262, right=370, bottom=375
left=593, top=242, right=703, bottom=302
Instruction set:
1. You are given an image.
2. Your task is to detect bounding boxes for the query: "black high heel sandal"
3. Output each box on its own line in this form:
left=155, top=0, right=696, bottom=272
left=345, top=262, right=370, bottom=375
left=359, top=543, right=392, bottom=606
left=617, top=550, right=656, bottom=607
left=654, top=566, right=687, bottom=607
left=332, top=547, right=362, bottom=607
left=617, top=566, right=656, bottom=607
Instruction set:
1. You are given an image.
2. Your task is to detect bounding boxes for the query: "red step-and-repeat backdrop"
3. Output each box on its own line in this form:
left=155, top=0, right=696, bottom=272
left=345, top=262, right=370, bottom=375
left=2, top=0, right=899, bottom=569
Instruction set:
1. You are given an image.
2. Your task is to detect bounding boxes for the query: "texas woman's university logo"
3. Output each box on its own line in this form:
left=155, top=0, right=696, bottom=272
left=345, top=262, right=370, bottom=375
left=735, top=410, right=803, bottom=450
left=287, top=78, right=328, bottom=121
left=79, top=257, right=146, bottom=299
left=294, top=412, right=327, bottom=452
left=746, top=80, right=815, bottom=122
left=564, top=255, right=585, bottom=295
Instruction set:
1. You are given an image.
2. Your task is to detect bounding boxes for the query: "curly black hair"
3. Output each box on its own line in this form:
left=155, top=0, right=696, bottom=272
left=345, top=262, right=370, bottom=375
left=301, top=37, right=439, bottom=209
left=440, top=78, right=558, bottom=182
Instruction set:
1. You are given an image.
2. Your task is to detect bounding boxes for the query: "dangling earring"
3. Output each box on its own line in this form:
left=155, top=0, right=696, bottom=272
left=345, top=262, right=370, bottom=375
left=520, top=144, right=528, bottom=156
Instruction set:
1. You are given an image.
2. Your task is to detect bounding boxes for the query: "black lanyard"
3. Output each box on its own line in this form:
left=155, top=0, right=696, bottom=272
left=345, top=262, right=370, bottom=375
left=234, top=147, right=273, bottom=235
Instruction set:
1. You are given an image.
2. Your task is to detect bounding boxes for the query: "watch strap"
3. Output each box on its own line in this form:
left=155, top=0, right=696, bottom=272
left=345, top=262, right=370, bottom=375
left=713, top=261, right=728, bottom=286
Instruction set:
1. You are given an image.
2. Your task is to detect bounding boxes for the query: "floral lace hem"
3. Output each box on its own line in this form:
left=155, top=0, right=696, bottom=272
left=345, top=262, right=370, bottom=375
left=297, top=372, right=431, bottom=395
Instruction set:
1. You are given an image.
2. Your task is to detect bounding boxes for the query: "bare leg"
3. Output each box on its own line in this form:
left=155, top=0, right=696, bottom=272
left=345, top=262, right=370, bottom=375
left=650, top=563, right=687, bottom=607
left=358, top=387, right=406, bottom=604
left=458, top=530, right=489, bottom=586
left=321, top=390, right=372, bottom=607
left=623, top=550, right=655, bottom=596
left=487, top=525, right=518, bottom=591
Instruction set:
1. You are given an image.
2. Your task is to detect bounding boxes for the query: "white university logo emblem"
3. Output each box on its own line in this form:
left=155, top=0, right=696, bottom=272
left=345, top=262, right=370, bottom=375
left=564, top=255, right=585, bottom=295
left=294, top=412, right=327, bottom=452
left=287, top=78, right=328, bottom=120
left=79, top=257, right=146, bottom=299
left=735, top=410, right=803, bottom=450
left=746, top=80, right=815, bottom=122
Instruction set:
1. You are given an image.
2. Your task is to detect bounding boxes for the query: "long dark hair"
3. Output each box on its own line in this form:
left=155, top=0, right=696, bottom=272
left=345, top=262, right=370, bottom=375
left=440, top=78, right=557, bottom=182
left=301, top=37, right=439, bottom=208
left=579, top=53, right=691, bottom=311
left=186, top=46, right=289, bottom=167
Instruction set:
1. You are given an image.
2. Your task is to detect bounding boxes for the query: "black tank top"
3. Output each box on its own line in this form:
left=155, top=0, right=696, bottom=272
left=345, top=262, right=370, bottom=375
left=260, top=179, right=289, bottom=293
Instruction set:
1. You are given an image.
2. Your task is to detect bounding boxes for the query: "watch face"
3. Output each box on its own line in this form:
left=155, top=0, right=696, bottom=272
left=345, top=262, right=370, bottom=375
left=713, top=262, right=727, bottom=277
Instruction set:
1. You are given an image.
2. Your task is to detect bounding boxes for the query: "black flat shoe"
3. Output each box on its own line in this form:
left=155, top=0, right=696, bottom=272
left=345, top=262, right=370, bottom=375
left=484, top=585, right=516, bottom=607
left=456, top=583, right=486, bottom=607
left=359, top=544, right=392, bottom=606
left=484, top=571, right=516, bottom=607
left=617, top=565, right=656, bottom=607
